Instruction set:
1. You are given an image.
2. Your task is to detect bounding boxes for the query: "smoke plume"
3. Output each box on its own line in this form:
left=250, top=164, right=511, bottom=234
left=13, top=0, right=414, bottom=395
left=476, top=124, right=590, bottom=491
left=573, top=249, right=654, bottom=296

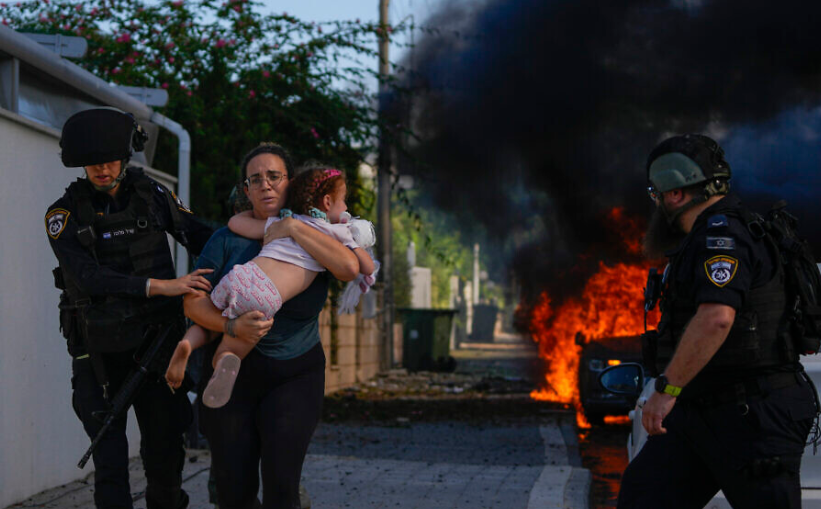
left=396, top=0, right=821, bottom=302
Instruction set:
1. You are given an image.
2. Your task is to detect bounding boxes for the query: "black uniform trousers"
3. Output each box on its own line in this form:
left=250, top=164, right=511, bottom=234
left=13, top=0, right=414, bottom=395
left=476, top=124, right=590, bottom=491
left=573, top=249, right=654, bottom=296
left=72, top=351, right=192, bottom=509
left=618, top=374, right=817, bottom=509
left=199, top=342, right=326, bottom=509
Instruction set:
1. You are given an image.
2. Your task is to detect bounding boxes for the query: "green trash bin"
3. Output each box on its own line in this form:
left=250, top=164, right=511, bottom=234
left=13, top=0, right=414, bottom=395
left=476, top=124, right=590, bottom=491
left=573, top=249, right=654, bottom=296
left=398, top=308, right=457, bottom=372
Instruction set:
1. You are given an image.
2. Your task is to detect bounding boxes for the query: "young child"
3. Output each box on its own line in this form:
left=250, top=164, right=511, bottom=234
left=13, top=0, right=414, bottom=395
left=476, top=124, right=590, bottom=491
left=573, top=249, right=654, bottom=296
left=165, top=168, right=376, bottom=408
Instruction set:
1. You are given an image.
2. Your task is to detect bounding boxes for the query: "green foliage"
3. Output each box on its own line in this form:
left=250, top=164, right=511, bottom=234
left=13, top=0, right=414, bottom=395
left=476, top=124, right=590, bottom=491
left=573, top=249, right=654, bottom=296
left=1, top=0, right=399, bottom=221
left=391, top=189, right=475, bottom=309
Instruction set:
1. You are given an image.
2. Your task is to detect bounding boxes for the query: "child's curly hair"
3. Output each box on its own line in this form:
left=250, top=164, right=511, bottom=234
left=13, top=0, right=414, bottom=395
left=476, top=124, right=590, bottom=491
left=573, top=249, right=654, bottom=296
left=286, top=164, right=347, bottom=215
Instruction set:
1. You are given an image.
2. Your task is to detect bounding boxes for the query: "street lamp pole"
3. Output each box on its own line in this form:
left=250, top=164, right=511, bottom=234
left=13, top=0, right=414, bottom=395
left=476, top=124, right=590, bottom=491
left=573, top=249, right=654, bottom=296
left=377, top=0, right=395, bottom=370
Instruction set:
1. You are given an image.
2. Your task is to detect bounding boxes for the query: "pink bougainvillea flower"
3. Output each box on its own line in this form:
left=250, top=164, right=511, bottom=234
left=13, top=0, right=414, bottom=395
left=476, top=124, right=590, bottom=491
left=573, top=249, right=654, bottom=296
left=166, top=42, right=175, bottom=49
left=186, top=90, right=192, bottom=97
left=161, top=82, right=169, bottom=89
left=125, top=56, right=135, bottom=64
left=262, top=70, right=270, bottom=78
left=215, top=39, right=227, bottom=48
left=310, top=127, right=319, bottom=139
left=112, top=68, right=121, bottom=74
left=172, top=0, right=183, bottom=6
left=168, top=57, right=175, bottom=63
left=249, top=90, right=256, bottom=98
left=116, top=33, right=131, bottom=43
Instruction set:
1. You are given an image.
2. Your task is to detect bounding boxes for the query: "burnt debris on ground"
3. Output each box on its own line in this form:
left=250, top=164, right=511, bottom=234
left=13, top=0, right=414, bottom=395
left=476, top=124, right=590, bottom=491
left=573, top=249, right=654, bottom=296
left=322, top=369, right=569, bottom=425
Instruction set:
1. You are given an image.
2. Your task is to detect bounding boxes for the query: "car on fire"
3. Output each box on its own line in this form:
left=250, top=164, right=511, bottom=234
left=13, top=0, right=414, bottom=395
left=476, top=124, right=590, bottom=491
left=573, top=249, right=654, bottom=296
left=576, top=333, right=644, bottom=425
left=599, top=357, right=821, bottom=508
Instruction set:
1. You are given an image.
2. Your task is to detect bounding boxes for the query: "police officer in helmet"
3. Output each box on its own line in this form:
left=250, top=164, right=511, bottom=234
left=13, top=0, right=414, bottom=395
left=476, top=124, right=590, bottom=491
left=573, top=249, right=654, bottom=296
left=46, top=108, right=213, bottom=508
left=618, top=134, right=819, bottom=508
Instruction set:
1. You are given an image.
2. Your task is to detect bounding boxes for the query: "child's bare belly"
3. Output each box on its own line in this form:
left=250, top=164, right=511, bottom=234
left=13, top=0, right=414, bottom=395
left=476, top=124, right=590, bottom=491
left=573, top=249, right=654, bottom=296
left=251, top=256, right=318, bottom=302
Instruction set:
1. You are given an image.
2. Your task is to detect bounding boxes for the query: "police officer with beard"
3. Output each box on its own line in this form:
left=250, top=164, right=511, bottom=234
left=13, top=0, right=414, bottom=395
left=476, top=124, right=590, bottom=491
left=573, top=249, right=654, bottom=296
left=46, top=108, right=213, bottom=508
left=618, top=134, right=819, bottom=509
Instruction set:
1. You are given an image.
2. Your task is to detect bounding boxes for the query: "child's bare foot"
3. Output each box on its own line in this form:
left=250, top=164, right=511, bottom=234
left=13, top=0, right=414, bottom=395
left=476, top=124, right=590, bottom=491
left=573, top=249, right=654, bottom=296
left=165, top=340, right=192, bottom=389
left=203, top=353, right=241, bottom=408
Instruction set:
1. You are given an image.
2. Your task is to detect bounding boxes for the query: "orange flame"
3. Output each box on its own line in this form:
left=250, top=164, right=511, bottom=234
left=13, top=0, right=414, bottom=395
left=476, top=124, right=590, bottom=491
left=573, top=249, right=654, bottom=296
left=529, top=208, right=661, bottom=427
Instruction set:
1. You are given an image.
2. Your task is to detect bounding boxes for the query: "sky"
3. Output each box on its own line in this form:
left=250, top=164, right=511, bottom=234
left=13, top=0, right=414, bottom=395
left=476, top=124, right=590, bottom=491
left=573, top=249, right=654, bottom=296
left=257, top=0, right=446, bottom=62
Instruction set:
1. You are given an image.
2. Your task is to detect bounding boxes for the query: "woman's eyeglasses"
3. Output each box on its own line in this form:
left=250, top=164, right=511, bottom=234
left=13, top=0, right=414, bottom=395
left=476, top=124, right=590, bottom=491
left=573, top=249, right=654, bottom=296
left=245, top=171, right=287, bottom=189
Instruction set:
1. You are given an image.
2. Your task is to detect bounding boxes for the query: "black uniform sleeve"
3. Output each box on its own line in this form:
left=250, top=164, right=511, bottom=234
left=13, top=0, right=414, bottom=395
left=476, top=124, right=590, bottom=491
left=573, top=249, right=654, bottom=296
left=149, top=180, right=214, bottom=256
left=45, top=196, right=148, bottom=298
left=689, top=216, right=756, bottom=310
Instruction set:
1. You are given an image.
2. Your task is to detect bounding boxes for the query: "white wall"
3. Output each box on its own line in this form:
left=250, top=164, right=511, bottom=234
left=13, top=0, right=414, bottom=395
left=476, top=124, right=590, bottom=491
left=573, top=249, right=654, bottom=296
left=0, top=109, right=145, bottom=506
left=409, top=266, right=432, bottom=309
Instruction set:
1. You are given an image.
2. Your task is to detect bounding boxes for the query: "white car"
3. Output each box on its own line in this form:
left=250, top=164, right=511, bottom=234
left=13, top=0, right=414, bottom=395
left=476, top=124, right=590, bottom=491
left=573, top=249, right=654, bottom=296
left=600, top=358, right=821, bottom=508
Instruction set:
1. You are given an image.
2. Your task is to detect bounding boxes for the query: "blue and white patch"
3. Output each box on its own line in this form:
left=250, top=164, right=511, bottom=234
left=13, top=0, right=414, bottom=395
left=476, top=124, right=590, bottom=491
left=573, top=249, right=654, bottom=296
left=707, top=214, right=729, bottom=229
left=100, top=228, right=135, bottom=240
left=707, top=236, right=736, bottom=250
left=704, top=255, right=739, bottom=287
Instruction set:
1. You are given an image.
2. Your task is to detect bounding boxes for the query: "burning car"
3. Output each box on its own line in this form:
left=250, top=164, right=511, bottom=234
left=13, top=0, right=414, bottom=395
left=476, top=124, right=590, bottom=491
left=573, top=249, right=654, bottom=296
left=576, top=333, right=643, bottom=425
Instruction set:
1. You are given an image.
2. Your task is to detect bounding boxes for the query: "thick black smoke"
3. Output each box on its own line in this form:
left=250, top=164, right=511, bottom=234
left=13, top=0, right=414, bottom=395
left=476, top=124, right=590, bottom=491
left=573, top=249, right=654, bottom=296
left=395, top=0, right=821, bottom=302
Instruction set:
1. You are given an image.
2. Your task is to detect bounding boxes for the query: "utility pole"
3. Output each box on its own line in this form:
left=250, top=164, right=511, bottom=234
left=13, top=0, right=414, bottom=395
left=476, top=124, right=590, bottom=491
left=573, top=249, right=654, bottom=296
left=377, top=0, right=394, bottom=370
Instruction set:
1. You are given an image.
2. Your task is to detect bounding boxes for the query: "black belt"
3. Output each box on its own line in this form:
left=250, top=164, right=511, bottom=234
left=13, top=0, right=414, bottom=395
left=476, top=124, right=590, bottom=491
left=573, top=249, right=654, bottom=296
left=686, top=371, right=803, bottom=407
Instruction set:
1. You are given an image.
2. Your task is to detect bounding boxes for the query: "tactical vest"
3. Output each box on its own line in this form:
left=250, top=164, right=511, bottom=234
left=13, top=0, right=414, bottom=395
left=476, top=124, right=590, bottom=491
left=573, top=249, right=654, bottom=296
left=60, top=169, right=183, bottom=353
left=654, top=209, right=794, bottom=375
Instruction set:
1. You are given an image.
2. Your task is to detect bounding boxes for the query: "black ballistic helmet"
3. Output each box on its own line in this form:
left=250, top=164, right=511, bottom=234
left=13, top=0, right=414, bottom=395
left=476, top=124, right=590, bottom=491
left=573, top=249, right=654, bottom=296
left=60, top=108, right=148, bottom=168
left=646, top=134, right=731, bottom=194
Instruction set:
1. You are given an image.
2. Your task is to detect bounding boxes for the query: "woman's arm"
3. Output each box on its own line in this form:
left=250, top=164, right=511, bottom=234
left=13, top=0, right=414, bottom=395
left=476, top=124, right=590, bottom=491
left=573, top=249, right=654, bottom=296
left=183, top=292, right=273, bottom=344
left=352, top=247, right=376, bottom=275
left=227, top=210, right=267, bottom=240
left=264, top=218, right=359, bottom=281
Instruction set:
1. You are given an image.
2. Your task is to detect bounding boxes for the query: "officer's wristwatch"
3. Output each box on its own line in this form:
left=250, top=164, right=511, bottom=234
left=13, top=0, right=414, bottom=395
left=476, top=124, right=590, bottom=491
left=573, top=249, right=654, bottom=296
left=654, top=375, right=682, bottom=397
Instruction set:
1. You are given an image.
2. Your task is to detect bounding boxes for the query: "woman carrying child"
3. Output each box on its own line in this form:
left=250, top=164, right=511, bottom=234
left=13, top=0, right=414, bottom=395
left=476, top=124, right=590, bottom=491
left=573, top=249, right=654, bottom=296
left=166, top=166, right=375, bottom=408
left=183, top=143, right=361, bottom=509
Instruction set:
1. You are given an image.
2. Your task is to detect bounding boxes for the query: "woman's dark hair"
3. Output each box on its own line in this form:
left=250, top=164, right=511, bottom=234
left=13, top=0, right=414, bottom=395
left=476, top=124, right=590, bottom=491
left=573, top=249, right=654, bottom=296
left=286, top=165, right=346, bottom=215
left=239, top=142, right=295, bottom=180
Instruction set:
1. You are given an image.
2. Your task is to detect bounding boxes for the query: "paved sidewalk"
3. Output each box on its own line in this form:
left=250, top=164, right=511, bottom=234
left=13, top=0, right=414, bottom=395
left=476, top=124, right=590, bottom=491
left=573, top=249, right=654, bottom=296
left=6, top=416, right=588, bottom=509
left=7, top=335, right=591, bottom=508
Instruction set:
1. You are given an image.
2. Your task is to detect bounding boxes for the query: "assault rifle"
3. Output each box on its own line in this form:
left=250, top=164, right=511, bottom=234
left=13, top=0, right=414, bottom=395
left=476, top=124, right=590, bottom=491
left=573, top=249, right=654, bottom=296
left=78, top=322, right=182, bottom=468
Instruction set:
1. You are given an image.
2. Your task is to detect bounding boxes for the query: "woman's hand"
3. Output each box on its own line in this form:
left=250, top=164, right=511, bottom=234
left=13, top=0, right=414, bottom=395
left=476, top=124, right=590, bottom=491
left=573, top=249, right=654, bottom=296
left=149, top=268, right=214, bottom=297
left=225, top=310, right=274, bottom=343
left=263, top=217, right=296, bottom=245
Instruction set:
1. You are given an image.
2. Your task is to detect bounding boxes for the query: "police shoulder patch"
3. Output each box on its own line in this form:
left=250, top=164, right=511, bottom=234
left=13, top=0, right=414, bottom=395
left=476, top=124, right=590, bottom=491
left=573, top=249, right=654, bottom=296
left=45, top=208, right=70, bottom=239
left=170, top=190, right=192, bottom=214
left=704, top=255, right=739, bottom=287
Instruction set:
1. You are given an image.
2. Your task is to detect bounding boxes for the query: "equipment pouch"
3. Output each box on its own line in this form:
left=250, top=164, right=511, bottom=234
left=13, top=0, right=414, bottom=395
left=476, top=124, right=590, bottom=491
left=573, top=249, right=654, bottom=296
left=641, top=330, right=660, bottom=377
left=81, top=300, right=145, bottom=353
